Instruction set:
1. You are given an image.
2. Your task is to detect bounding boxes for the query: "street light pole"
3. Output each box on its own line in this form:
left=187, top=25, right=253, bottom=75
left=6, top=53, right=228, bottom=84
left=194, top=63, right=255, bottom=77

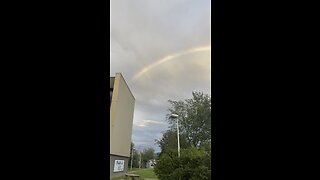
left=170, top=114, right=180, bottom=158
left=170, top=113, right=181, bottom=180
left=176, top=117, right=180, bottom=158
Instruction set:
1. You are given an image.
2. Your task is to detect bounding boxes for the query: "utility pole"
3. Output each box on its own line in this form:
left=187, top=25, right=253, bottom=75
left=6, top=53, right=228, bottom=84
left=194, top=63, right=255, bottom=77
left=139, top=152, right=142, bottom=169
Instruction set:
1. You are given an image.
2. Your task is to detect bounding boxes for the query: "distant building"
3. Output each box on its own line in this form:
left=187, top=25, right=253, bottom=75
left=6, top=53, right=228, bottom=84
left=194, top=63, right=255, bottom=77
left=146, top=159, right=156, bottom=168
left=110, top=73, right=135, bottom=178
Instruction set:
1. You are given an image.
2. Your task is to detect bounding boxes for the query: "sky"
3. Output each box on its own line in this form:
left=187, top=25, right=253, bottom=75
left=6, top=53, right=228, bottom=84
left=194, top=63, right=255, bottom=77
left=111, top=0, right=211, bottom=152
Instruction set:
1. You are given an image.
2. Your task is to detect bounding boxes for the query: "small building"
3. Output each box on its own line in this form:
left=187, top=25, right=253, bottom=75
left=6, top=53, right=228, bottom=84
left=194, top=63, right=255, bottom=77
left=110, top=73, right=135, bottom=178
left=146, top=159, right=156, bottom=168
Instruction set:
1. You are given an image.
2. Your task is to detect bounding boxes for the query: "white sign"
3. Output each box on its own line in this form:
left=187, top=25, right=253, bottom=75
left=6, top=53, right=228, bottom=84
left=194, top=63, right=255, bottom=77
left=113, top=160, right=125, bottom=172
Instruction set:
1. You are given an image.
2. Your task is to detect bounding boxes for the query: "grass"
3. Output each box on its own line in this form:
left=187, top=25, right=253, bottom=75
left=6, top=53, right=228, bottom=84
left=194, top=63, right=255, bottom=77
left=128, top=168, right=140, bottom=172
left=111, top=168, right=158, bottom=180
left=111, top=176, right=126, bottom=180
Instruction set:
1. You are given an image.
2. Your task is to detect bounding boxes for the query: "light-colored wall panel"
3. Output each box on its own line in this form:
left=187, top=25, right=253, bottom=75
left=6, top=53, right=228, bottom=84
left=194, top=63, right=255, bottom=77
left=110, top=73, right=135, bottom=157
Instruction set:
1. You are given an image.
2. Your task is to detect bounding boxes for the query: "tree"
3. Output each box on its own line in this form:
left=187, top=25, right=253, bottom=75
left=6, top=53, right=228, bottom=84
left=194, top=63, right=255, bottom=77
left=140, top=147, right=155, bottom=168
left=155, top=129, right=191, bottom=156
left=128, top=142, right=134, bottom=168
left=128, top=142, right=139, bottom=168
left=132, top=151, right=139, bottom=168
left=166, top=92, right=211, bottom=148
left=154, top=92, right=211, bottom=178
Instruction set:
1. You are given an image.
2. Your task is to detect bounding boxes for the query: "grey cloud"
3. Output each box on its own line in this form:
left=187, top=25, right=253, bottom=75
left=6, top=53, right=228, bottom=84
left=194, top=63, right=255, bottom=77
left=132, top=123, right=168, bottom=152
left=111, top=0, right=211, bottom=64
left=111, top=0, right=211, bottom=151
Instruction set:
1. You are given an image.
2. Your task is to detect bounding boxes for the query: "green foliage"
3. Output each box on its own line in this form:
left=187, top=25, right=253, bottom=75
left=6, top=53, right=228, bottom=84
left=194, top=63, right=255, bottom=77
left=154, top=150, right=180, bottom=180
left=128, top=142, right=139, bottom=168
left=154, top=92, right=212, bottom=179
left=167, top=92, right=211, bottom=148
left=156, top=92, right=211, bottom=155
left=155, top=129, right=191, bottom=156
left=128, top=142, right=134, bottom=168
left=130, top=168, right=158, bottom=179
left=141, top=147, right=156, bottom=167
left=132, top=151, right=139, bottom=168
left=129, top=145, right=156, bottom=168
left=154, top=147, right=211, bottom=180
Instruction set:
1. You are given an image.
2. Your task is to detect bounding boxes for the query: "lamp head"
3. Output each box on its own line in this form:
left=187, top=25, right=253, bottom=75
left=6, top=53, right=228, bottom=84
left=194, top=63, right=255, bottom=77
left=170, top=114, right=179, bottom=118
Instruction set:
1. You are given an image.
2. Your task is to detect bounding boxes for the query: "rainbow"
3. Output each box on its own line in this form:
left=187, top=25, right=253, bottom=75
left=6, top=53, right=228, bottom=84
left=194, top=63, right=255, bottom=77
left=132, top=45, right=211, bottom=81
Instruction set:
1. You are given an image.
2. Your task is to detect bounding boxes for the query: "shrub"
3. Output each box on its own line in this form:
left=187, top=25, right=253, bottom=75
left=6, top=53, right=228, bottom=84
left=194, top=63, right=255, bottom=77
left=154, top=147, right=211, bottom=180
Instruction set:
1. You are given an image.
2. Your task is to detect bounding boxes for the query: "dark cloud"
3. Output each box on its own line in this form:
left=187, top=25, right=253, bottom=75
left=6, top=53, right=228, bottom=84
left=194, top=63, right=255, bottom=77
left=111, top=0, right=211, bottom=152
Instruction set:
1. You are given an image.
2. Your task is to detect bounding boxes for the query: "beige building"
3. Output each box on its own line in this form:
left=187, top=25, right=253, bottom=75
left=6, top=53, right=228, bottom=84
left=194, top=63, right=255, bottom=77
left=110, top=73, right=135, bottom=178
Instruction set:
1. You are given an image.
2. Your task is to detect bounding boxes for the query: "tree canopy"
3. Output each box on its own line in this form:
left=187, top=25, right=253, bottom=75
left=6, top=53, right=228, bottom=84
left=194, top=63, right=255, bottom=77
left=154, top=92, right=211, bottom=179
left=155, top=129, right=190, bottom=156
left=129, top=142, right=156, bottom=168
left=157, top=92, right=211, bottom=153
left=141, top=147, right=155, bottom=167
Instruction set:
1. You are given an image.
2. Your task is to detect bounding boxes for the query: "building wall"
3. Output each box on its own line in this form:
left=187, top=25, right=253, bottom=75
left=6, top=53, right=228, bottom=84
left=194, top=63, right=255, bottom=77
left=110, top=73, right=135, bottom=178
left=110, top=154, right=129, bottom=178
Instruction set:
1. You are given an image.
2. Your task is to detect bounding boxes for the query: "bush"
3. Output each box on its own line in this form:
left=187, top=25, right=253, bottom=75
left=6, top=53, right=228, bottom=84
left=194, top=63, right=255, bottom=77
left=154, top=147, right=211, bottom=180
